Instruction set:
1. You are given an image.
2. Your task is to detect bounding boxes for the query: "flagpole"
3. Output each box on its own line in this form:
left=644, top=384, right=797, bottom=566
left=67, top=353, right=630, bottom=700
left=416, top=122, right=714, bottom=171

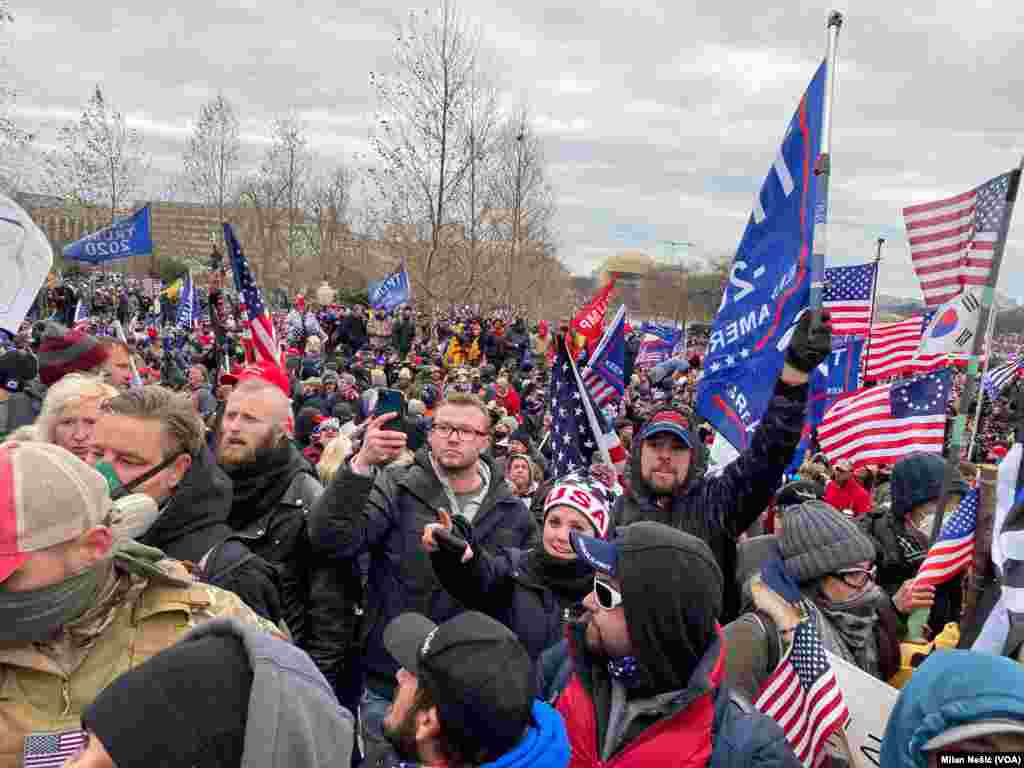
left=809, top=11, right=844, bottom=309
left=967, top=298, right=999, bottom=460
left=859, top=237, right=884, bottom=384
left=931, top=157, right=1024, bottom=546
left=565, top=336, right=614, bottom=467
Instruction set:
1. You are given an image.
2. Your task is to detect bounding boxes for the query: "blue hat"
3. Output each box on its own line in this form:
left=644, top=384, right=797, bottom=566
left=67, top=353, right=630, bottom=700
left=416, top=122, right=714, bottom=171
left=570, top=531, right=619, bottom=576
left=637, top=409, right=692, bottom=448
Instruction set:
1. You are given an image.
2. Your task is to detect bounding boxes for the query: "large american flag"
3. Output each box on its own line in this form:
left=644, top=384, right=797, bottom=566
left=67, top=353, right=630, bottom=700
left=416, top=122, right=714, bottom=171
left=818, top=368, right=952, bottom=468
left=904, top=172, right=1013, bottom=308
left=982, top=354, right=1024, bottom=400
left=754, top=614, right=850, bottom=768
left=823, top=263, right=876, bottom=336
left=548, top=338, right=626, bottom=477
left=224, top=223, right=278, bottom=364
left=863, top=316, right=946, bottom=381
left=24, top=730, right=86, bottom=768
left=915, top=487, right=978, bottom=587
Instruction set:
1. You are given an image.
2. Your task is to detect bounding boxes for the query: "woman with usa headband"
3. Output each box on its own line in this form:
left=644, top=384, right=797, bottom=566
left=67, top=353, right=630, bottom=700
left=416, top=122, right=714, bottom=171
left=422, top=469, right=617, bottom=661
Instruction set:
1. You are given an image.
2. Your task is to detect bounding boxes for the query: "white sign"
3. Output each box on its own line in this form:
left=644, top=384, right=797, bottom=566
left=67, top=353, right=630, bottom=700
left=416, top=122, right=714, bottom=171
left=827, top=652, right=899, bottom=767
left=0, top=195, right=54, bottom=334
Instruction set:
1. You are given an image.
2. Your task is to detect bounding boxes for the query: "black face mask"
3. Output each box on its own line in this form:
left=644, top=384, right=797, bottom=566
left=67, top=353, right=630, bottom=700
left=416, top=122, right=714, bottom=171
left=97, top=451, right=188, bottom=501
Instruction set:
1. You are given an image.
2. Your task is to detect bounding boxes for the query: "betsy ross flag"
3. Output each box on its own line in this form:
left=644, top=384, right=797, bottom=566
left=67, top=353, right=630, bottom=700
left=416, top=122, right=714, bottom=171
left=24, top=730, right=86, bottom=768
left=754, top=613, right=850, bottom=768
left=982, top=354, right=1024, bottom=400
left=548, top=338, right=626, bottom=477
left=175, top=272, right=195, bottom=330
left=915, top=487, right=979, bottom=587
left=818, top=368, right=952, bottom=468
left=823, top=263, right=876, bottom=336
left=582, top=305, right=626, bottom=408
left=224, top=223, right=277, bottom=365
left=904, top=171, right=1015, bottom=308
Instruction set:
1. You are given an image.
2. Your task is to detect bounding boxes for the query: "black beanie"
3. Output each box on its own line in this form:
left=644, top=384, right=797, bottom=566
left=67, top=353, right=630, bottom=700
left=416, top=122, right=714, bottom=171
left=83, top=633, right=253, bottom=768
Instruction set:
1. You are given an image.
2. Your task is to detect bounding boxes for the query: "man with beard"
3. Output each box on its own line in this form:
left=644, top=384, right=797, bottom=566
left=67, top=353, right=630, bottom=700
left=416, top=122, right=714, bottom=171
left=90, top=385, right=285, bottom=624
left=376, top=611, right=569, bottom=768
left=218, top=367, right=323, bottom=644
left=613, top=310, right=830, bottom=622
left=549, top=522, right=799, bottom=767
left=0, top=442, right=281, bottom=766
left=308, top=392, right=536, bottom=763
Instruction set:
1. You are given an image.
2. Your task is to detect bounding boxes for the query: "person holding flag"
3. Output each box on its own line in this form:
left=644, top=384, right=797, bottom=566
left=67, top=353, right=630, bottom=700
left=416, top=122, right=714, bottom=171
left=615, top=309, right=831, bottom=622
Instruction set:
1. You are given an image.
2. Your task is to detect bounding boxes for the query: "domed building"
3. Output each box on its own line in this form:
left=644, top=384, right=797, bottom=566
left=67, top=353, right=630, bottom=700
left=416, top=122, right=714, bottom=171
left=593, top=250, right=655, bottom=313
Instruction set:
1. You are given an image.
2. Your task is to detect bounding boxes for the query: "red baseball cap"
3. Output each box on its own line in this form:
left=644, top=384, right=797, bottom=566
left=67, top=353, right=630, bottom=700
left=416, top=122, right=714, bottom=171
left=236, top=360, right=291, bottom=397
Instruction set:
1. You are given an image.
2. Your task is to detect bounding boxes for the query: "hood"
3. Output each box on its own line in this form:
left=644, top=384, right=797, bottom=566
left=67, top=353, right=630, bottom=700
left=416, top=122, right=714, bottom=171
left=619, top=522, right=724, bottom=693
left=483, top=701, right=571, bottom=768
left=184, top=618, right=354, bottom=768
left=880, top=650, right=1024, bottom=768
left=138, top=446, right=235, bottom=562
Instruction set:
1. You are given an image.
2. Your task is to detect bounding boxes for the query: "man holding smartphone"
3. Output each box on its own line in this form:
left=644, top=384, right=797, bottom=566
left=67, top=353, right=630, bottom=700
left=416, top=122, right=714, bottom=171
left=308, top=392, right=536, bottom=764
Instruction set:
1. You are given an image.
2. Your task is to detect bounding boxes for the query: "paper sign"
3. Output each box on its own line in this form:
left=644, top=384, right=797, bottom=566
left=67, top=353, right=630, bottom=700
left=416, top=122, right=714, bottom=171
left=827, top=651, right=899, bottom=767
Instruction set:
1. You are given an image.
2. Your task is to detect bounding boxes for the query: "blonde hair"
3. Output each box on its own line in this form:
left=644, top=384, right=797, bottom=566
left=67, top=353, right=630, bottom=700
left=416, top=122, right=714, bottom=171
left=305, top=336, right=322, bottom=354
left=317, top=434, right=354, bottom=484
left=37, top=374, right=117, bottom=444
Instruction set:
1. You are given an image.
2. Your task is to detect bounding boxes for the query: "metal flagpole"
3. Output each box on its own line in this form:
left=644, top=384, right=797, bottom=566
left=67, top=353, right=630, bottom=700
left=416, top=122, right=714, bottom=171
left=967, top=296, right=999, bottom=460
left=809, top=11, right=844, bottom=309
left=931, top=158, right=1024, bottom=546
left=860, top=237, right=885, bottom=384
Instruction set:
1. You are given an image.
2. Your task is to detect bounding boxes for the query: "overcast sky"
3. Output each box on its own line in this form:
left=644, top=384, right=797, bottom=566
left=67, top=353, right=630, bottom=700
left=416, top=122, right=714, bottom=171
left=6, top=1, right=1024, bottom=301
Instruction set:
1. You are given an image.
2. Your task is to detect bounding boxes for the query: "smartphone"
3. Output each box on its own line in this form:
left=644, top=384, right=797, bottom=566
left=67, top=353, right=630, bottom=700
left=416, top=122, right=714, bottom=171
left=374, top=388, right=406, bottom=420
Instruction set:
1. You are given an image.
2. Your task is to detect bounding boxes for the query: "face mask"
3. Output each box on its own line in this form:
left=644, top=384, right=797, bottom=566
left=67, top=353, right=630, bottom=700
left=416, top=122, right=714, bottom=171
left=916, top=513, right=935, bottom=538
left=0, top=561, right=106, bottom=643
left=95, top=451, right=185, bottom=501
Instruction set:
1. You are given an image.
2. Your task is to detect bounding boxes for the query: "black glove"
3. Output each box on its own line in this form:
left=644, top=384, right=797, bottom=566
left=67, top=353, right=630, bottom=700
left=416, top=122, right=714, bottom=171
left=784, top=309, right=832, bottom=374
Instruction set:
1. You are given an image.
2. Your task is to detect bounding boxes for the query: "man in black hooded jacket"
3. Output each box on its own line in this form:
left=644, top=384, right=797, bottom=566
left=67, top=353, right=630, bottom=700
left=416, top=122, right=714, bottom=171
left=614, top=310, right=830, bottom=622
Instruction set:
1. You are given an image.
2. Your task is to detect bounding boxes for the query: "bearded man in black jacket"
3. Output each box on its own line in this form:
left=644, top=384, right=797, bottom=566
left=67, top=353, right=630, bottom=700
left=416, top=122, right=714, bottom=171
left=217, top=373, right=324, bottom=645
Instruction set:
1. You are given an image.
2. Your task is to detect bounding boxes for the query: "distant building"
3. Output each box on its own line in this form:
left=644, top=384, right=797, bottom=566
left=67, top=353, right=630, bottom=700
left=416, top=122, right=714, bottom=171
left=592, top=250, right=654, bottom=313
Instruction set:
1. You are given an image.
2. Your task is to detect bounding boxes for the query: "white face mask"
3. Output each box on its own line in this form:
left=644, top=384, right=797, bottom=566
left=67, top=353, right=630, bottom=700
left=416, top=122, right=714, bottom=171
left=107, top=493, right=162, bottom=540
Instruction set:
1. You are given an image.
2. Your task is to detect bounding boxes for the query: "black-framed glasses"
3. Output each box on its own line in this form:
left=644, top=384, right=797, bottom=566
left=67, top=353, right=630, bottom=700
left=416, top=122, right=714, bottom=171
left=833, top=566, right=876, bottom=589
left=431, top=423, right=489, bottom=441
left=593, top=577, right=624, bottom=610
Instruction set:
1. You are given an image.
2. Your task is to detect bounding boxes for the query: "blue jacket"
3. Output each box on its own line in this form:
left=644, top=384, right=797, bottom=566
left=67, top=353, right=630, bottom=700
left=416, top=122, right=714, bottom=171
left=880, top=650, right=1024, bottom=767
left=307, top=448, right=537, bottom=698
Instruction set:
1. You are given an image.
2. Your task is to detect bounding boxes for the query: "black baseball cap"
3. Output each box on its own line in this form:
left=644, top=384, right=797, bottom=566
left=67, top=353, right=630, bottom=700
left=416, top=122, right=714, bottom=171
left=383, top=611, right=533, bottom=759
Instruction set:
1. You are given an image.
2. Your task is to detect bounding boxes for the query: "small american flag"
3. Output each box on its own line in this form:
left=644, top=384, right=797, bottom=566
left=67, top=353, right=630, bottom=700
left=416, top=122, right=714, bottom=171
left=915, top=487, right=978, bottom=587
left=818, top=368, right=952, bottom=469
left=24, top=730, right=86, bottom=768
left=754, top=614, right=850, bottom=768
left=982, top=354, right=1024, bottom=400
left=904, top=172, right=1015, bottom=308
left=224, top=223, right=278, bottom=365
left=548, top=338, right=626, bottom=477
left=581, top=305, right=626, bottom=408
left=72, top=299, right=90, bottom=330
left=823, top=263, right=876, bottom=337
left=863, top=315, right=947, bottom=381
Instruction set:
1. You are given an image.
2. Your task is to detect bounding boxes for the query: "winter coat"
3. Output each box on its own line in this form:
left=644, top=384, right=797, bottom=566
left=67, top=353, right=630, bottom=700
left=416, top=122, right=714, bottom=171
left=340, top=314, right=368, bottom=352
left=879, top=650, right=1024, bottom=767
left=307, top=448, right=538, bottom=698
left=553, top=624, right=799, bottom=768
left=391, top=318, right=416, bottom=356
left=614, top=379, right=807, bottom=622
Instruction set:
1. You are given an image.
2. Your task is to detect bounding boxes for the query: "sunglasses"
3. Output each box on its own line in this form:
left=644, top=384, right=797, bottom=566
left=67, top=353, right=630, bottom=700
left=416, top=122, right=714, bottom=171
left=593, top=577, right=624, bottom=610
left=834, top=566, right=876, bottom=589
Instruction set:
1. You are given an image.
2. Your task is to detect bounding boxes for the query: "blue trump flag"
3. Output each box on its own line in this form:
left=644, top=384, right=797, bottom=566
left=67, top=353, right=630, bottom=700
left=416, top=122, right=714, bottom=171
left=176, top=272, right=195, bottom=330
left=368, top=266, right=411, bottom=311
left=63, top=205, right=153, bottom=264
left=696, top=61, right=826, bottom=450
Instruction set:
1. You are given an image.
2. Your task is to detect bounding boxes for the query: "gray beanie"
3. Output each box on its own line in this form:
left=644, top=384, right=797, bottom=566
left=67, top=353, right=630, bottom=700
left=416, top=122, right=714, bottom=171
left=779, top=500, right=876, bottom=583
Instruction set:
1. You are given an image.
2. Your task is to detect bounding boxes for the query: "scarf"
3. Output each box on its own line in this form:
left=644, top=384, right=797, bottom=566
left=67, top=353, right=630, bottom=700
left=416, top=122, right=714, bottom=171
left=521, top=549, right=594, bottom=623
left=0, top=561, right=108, bottom=644
left=224, top=440, right=306, bottom=527
left=803, top=585, right=882, bottom=677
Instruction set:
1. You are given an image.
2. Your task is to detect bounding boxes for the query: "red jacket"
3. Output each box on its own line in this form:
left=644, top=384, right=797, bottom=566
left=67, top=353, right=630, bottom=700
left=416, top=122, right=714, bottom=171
left=823, top=478, right=872, bottom=517
left=556, top=631, right=723, bottom=767
left=496, top=387, right=521, bottom=416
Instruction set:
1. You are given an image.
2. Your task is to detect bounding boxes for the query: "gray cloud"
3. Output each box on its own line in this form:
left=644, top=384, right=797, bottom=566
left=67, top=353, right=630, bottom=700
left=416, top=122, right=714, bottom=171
left=7, top=0, right=1024, bottom=301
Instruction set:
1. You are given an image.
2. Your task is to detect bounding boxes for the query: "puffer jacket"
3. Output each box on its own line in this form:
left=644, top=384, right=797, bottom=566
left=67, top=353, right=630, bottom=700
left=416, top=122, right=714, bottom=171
left=614, top=379, right=807, bottom=622
left=307, top=448, right=537, bottom=699
left=879, top=650, right=1024, bottom=767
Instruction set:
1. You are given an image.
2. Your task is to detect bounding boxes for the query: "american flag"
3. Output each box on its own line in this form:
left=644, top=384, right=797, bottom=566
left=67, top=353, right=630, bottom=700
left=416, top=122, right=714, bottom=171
left=863, top=316, right=947, bottom=381
left=818, top=368, right=952, bottom=468
left=582, top=305, right=626, bottom=408
left=72, top=299, right=89, bottom=330
left=175, top=271, right=195, bottom=330
left=823, top=263, right=876, bottom=336
left=224, top=223, right=277, bottom=364
left=548, top=338, right=626, bottom=477
left=915, top=487, right=979, bottom=587
left=904, top=172, right=1014, bottom=308
left=24, top=730, right=86, bottom=768
left=982, top=354, right=1024, bottom=400
left=754, top=614, right=850, bottom=768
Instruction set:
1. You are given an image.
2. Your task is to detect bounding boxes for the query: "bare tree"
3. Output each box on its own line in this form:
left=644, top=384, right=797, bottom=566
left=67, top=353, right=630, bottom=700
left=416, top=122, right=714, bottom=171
left=302, top=164, right=357, bottom=285
left=183, top=93, right=241, bottom=229
left=0, top=3, right=36, bottom=202
left=45, top=86, right=149, bottom=223
left=370, top=0, right=481, bottom=301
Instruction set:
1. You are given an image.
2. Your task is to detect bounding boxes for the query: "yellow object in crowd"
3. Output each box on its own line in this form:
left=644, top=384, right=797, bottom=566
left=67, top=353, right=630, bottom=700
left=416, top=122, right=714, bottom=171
left=888, top=622, right=961, bottom=689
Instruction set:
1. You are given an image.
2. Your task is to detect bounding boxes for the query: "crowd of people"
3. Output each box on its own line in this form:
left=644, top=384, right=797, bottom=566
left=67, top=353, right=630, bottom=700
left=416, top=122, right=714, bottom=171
left=1, top=277, right=1023, bottom=768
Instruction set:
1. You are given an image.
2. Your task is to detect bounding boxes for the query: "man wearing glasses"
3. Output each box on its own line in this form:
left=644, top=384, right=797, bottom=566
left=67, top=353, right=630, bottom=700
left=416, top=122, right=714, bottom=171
left=308, top=391, right=536, bottom=764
